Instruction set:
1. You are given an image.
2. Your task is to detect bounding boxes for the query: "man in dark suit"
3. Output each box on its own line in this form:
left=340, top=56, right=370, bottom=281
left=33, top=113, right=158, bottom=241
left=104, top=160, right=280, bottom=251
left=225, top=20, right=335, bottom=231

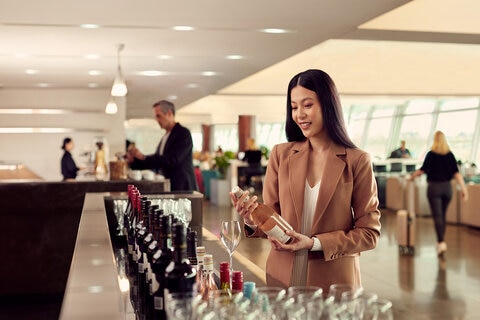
left=126, top=100, right=198, bottom=191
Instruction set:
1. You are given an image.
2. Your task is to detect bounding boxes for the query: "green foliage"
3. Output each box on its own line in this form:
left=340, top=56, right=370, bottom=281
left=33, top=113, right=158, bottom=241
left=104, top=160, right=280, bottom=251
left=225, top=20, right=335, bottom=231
left=214, top=151, right=236, bottom=179
left=260, top=145, right=270, bottom=160
left=224, top=150, right=236, bottom=160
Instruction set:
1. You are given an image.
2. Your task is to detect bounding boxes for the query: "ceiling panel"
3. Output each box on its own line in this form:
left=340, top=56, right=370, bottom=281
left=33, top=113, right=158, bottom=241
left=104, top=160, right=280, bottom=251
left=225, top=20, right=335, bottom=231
left=2, top=0, right=479, bottom=124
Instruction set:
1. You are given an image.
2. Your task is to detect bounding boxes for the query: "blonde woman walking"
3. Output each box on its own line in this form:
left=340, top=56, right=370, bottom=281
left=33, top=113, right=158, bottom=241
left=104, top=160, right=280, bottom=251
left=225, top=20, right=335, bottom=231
left=410, top=131, right=468, bottom=256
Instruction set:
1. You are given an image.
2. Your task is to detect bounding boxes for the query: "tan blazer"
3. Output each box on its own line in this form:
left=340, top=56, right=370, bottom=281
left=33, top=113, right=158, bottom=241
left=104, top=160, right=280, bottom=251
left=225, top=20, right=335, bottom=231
left=246, top=140, right=381, bottom=292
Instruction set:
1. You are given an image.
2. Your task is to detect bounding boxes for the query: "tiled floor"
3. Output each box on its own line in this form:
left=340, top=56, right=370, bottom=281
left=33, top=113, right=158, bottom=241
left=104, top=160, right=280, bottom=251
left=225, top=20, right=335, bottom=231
left=203, top=201, right=480, bottom=320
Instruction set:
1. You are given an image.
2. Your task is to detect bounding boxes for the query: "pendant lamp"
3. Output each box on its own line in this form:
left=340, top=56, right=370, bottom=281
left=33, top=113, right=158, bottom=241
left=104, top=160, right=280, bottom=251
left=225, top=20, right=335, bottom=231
left=111, top=43, right=127, bottom=97
left=105, top=96, right=118, bottom=114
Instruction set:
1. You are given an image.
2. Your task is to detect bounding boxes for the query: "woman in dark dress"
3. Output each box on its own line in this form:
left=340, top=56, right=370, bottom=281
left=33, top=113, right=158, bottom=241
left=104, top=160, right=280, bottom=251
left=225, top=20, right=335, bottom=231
left=61, top=137, right=80, bottom=181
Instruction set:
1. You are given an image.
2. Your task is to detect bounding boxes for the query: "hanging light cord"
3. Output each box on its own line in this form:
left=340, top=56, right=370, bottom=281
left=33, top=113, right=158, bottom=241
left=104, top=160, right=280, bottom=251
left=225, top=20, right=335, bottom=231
left=117, top=43, right=125, bottom=74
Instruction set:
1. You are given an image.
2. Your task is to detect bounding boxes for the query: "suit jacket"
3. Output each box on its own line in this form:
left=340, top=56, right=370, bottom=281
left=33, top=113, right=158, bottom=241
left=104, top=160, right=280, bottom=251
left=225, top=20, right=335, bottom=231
left=246, top=140, right=381, bottom=291
left=131, top=123, right=197, bottom=191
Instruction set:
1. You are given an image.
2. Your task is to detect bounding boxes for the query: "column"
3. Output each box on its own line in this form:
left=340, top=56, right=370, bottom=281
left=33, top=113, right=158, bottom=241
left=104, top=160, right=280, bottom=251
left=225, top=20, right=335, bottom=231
left=238, top=115, right=256, bottom=152
left=201, top=124, right=211, bottom=152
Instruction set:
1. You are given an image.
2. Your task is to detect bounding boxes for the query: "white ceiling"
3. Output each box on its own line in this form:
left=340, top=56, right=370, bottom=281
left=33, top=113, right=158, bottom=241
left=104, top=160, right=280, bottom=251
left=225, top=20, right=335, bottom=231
left=1, top=0, right=479, bottom=123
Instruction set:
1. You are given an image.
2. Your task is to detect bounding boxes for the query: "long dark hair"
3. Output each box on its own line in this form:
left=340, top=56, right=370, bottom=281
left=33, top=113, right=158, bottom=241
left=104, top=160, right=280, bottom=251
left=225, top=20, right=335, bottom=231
left=285, top=69, right=355, bottom=148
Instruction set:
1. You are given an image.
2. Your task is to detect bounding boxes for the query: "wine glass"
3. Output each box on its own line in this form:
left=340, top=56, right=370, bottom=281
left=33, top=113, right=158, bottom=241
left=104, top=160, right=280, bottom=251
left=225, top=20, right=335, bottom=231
left=363, top=298, right=393, bottom=320
left=220, top=220, right=242, bottom=275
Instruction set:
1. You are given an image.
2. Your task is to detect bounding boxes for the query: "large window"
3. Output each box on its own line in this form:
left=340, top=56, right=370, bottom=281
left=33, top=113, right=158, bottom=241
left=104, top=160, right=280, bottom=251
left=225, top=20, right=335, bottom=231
left=343, top=104, right=398, bottom=159
left=344, top=105, right=370, bottom=148
left=364, top=106, right=395, bottom=160
left=437, top=104, right=478, bottom=164
left=399, top=100, right=436, bottom=159
left=191, top=131, right=203, bottom=152
left=339, top=96, right=480, bottom=165
left=256, top=123, right=286, bottom=150
left=211, top=122, right=287, bottom=154
left=213, top=124, right=238, bottom=152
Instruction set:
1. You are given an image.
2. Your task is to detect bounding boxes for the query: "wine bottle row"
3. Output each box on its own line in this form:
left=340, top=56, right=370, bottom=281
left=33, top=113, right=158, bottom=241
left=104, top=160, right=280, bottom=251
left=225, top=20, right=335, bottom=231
left=121, top=185, right=245, bottom=320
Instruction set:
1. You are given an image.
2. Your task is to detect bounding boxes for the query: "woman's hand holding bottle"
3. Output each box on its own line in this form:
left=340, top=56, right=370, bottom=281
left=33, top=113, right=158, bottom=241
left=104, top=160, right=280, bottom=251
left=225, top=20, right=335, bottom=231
left=270, top=229, right=315, bottom=252
left=230, top=186, right=294, bottom=244
left=229, top=189, right=258, bottom=226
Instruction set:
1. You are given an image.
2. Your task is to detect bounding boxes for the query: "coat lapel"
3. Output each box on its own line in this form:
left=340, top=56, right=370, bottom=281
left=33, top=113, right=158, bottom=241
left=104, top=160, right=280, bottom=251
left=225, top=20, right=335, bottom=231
left=312, top=144, right=347, bottom=230
left=162, top=123, right=178, bottom=153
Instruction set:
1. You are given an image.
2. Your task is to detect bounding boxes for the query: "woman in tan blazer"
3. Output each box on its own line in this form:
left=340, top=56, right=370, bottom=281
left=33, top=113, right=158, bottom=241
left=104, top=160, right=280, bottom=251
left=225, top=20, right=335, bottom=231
left=231, top=69, right=381, bottom=293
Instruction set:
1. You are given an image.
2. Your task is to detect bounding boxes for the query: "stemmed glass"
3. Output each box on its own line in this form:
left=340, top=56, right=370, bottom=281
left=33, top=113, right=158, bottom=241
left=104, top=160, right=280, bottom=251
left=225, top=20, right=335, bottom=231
left=220, top=220, right=242, bottom=275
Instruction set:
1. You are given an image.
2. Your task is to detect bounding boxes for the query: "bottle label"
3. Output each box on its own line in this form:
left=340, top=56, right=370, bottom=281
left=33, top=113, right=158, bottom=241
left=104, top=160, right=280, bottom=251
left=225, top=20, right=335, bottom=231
left=153, top=296, right=164, bottom=310
left=220, top=282, right=230, bottom=290
left=147, top=267, right=153, bottom=282
left=151, top=278, right=159, bottom=293
left=264, top=225, right=292, bottom=244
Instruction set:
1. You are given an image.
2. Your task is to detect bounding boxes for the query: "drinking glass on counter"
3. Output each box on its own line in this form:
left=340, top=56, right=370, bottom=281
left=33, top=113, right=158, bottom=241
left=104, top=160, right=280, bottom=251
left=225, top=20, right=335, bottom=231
left=327, top=283, right=361, bottom=303
left=159, top=283, right=390, bottom=320
left=150, top=197, right=192, bottom=225
left=250, top=286, right=287, bottom=319
left=220, top=220, right=241, bottom=276
left=287, top=285, right=323, bottom=302
left=164, top=292, right=197, bottom=320
left=363, top=298, right=393, bottom=320
left=287, top=286, right=324, bottom=320
left=342, top=290, right=379, bottom=320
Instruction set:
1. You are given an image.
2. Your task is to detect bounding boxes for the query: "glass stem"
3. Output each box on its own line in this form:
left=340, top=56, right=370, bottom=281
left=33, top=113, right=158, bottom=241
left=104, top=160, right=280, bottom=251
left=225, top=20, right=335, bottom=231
left=229, top=253, right=233, bottom=287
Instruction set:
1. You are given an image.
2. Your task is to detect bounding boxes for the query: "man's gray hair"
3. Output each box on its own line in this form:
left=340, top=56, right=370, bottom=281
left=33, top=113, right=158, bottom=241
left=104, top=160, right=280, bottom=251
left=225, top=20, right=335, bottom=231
left=153, top=100, right=175, bottom=116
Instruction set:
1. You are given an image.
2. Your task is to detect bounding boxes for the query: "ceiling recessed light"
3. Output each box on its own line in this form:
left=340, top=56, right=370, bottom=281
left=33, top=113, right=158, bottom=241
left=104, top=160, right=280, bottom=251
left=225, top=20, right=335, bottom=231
left=259, top=28, right=291, bottom=34
left=226, top=55, right=244, bottom=60
left=14, top=53, right=28, bottom=58
left=201, top=71, right=217, bottom=76
left=139, top=70, right=169, bottom=76
left=186, top=83, right=198, bottom=88
left=87, top=83, right=99, bottom=88
left=156, top=55, right=172, bottom=60
left=172, top=26, right=195, bottom=31
left=80, top=24, right=100, bottom=29
left=88, top=70, right=101, bottom=76
left=37, top=83, right=51, bottom=88
left=25, top=69, right=38, bottom=75
left=167, top=95, right=178, bottom=100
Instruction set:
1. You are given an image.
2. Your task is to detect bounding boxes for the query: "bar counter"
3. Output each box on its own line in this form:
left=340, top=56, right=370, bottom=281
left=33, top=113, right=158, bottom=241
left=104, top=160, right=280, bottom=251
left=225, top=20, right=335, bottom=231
left=0, top=179, right=170, bottom=318
left=60, top=192, right=129, bottom=319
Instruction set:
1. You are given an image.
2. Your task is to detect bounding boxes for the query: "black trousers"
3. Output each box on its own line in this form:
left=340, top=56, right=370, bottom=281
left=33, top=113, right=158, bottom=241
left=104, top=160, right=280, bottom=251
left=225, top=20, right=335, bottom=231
left=427, top=181, right=452, bottom=243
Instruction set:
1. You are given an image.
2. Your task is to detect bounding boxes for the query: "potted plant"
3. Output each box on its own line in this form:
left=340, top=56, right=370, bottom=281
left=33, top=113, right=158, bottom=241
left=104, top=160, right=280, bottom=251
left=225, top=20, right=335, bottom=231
left=214, top=151, right=236, bottom=179
left=211, top=150, right=236, bottom=205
